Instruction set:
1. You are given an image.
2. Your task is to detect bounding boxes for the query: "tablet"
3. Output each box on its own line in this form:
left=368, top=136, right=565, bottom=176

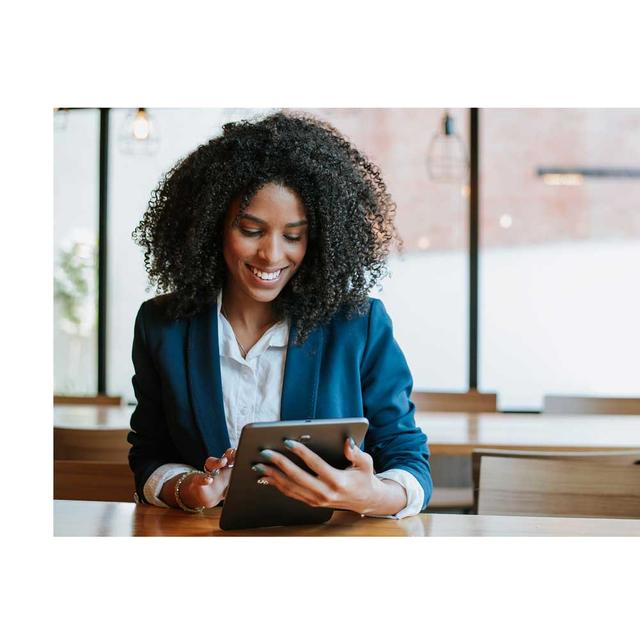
left=219, top=417, right=369, bottom=530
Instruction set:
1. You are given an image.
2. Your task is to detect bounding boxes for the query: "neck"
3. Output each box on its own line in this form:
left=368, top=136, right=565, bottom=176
left=221, top=286, right=277, bottom=334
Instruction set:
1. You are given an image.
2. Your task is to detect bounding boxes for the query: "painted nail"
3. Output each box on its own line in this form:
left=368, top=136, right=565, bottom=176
left=349, top=437, right=355, bottom=449
left=252, top=464, right=266, bottom=473
left=283, top=439, right=297, bottom=449
left=260, top=449, right=274, bottom=460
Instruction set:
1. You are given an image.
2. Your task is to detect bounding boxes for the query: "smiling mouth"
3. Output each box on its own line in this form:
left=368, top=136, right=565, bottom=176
left=246, top=264, right=288, bottom=282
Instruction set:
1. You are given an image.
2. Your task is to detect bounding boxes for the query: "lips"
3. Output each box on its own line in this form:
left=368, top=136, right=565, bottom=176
left=246, top=263, right=288, bottom=284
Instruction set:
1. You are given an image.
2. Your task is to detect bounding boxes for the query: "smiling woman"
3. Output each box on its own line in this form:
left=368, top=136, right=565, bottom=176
left=128, top=111, right=432, bottom=521
left=224, top=184, right=308, bottom=301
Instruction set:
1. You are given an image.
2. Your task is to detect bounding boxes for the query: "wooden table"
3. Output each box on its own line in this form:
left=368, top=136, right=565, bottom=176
left=54, top=405, right=135, bottom=429
left=53, top=500, right=640, bottom=536
left=415, top=412, right=640, bottom=455
left=54, top=406, right=640, bottom=455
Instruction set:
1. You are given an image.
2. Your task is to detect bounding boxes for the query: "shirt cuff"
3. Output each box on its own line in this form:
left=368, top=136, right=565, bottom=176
left=143, top=463, right=197, bottom=507
left=370, top=468, right=425, bottom=519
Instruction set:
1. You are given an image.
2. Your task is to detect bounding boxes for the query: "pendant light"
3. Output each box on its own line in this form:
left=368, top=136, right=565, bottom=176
left=426, top=110, right=469, bottom=183
left=118, top=108, right=160, bottom=155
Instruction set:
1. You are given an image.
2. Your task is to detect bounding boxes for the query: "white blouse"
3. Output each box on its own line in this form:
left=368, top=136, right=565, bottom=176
left=143, top=294, right=424, bottom=518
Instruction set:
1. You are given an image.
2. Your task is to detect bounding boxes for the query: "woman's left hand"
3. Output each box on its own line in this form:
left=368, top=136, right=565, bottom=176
left=253, top=438, right=406, bottom=516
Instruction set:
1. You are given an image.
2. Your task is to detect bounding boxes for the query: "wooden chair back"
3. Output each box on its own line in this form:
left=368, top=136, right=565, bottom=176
left=54, top=460, right=135, bottom=502
left=475, top=451, right=640, bottom=518
left=412, top=390, right=497, bottom=413
left=54, top=428, right=130, bottom=463
left=472, top=448, right=640, bottom=514
left=543, top=395, right=640, bottom=415
left=54, top=394, right=123, bottom=406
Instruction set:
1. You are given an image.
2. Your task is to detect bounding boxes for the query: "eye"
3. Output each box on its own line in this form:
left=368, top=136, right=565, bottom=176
left=284, top=235, right=302, bottom=242
left=239, top=227, right=262, bottom=238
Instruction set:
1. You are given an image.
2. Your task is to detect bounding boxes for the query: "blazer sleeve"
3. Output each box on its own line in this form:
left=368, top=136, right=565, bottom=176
left=127, top=302, right=182, bottom=503
left=360, top=298, right=432, bottom=509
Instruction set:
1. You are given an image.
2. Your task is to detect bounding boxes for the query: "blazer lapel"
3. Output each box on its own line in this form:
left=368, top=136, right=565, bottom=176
left=187, top=302, right=231, bottom=456
left=280, top=323, right=324, bottom=420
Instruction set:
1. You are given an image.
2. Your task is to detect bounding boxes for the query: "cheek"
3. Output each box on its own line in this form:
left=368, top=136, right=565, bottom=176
left=223, top=234, right=251, bottom=264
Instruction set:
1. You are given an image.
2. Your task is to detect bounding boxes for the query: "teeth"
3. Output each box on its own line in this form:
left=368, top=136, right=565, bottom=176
left=249, top=266, right=282, bottom=281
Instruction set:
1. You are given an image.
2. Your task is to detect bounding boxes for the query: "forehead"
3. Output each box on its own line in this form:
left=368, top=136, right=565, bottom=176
left=229, top=183, right=307, bottom=225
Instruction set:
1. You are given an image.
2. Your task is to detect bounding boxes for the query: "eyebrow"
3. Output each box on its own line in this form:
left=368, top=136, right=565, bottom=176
left=235, top=213, right=308, bottom=228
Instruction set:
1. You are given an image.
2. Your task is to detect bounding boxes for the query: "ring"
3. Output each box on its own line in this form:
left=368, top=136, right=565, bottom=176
left=257, top=478, right=269, bottom=486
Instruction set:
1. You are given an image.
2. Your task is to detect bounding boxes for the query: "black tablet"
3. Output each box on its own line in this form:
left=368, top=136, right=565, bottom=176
left=219, top=417, right=369, bottom=531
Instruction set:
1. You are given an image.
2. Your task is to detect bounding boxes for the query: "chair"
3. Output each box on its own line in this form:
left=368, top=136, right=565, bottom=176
left=543, top=395, right=640, bottom=415
left=428, top=487, right=474, bottom=511
left=412, top=391, right=496, bottom=511
left=54, top=394, right=123, bottom=406
left=54, top=427, right=131, bottom=463
left=473, top=449, right=640, bottom=518
left=412, top=390, right=497, bottom=413
left=54, top=460, right=135, bottom=502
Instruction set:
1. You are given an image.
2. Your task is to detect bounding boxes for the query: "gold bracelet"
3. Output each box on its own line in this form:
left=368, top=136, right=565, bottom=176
left=174, top=470, right=206, bottom=513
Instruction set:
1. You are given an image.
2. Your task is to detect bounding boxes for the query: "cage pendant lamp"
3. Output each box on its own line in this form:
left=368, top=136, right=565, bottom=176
left=426, top=111, right=469, bottom=183
left=118, top=108, right=160, bottom=155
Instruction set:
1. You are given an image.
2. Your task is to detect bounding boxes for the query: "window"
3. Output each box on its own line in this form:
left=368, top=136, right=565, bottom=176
left=54, top=109, right=100, bottom=394
left=303, top=109, right=469, bottom=392
left=480, top=109, right=640, bottom=409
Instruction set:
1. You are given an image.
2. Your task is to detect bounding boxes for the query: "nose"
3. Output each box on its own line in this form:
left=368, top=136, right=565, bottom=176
left=256, top=233, right=284, bottom=265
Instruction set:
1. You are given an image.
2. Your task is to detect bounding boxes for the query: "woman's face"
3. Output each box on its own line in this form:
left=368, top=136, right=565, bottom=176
left=223, top=183, right=309, bottom=304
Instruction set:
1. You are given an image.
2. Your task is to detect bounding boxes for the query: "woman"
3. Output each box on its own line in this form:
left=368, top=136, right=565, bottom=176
left=129, top=111, right=431, bottom=518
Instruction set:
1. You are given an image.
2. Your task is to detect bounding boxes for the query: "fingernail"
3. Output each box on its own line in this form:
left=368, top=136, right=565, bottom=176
left=349, top=437, right=355, bottom=449
left=220, top=457, right=227, bottom=466
left=260, top=449, right=274, bottom=460
left=283, top=439, right=297, bottom=449
left=252, top=464, right=266, bottom=473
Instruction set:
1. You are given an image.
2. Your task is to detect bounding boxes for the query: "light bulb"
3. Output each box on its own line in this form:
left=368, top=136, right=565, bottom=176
left=132, top=110, right=151, bottom=140
left=118, top=108, right=160, bottom=155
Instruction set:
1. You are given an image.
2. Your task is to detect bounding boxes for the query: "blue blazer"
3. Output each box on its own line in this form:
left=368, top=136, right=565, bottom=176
left=128, top=296, right=432, bottom=509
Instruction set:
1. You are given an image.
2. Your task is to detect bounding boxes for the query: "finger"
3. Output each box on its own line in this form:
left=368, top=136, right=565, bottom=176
left=204, top=456, right=228, bottom=473
left=224, top=448, right=237, bottom=466
left=252, top=463, right=324, bottom=507
left=258, top=449, right=328, bottom=494
left=281, top=439, right=337, bottom=478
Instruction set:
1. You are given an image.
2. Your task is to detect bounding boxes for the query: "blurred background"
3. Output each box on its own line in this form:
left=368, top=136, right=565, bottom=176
left=53, top=107, right=640, bottom=411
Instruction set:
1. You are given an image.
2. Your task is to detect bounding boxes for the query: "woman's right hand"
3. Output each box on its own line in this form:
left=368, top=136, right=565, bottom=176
left=178, top=448, right=236, bottom=510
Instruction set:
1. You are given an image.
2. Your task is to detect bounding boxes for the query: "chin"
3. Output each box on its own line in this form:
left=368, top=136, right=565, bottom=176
left=245, top=285, right=283, bottom=303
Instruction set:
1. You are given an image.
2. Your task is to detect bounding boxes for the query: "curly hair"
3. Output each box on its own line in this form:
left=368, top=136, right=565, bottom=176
left=133, top=110, right=401, bottom=343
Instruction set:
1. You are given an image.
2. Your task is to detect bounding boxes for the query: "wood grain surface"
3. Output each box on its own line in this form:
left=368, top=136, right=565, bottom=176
left=53, top=406, right=640, bottom=456
left=53, top=500, right=640, bottom=537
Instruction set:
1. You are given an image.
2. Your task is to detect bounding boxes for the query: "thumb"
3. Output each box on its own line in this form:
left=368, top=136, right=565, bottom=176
left=344, top=437, right=367, bottom=468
